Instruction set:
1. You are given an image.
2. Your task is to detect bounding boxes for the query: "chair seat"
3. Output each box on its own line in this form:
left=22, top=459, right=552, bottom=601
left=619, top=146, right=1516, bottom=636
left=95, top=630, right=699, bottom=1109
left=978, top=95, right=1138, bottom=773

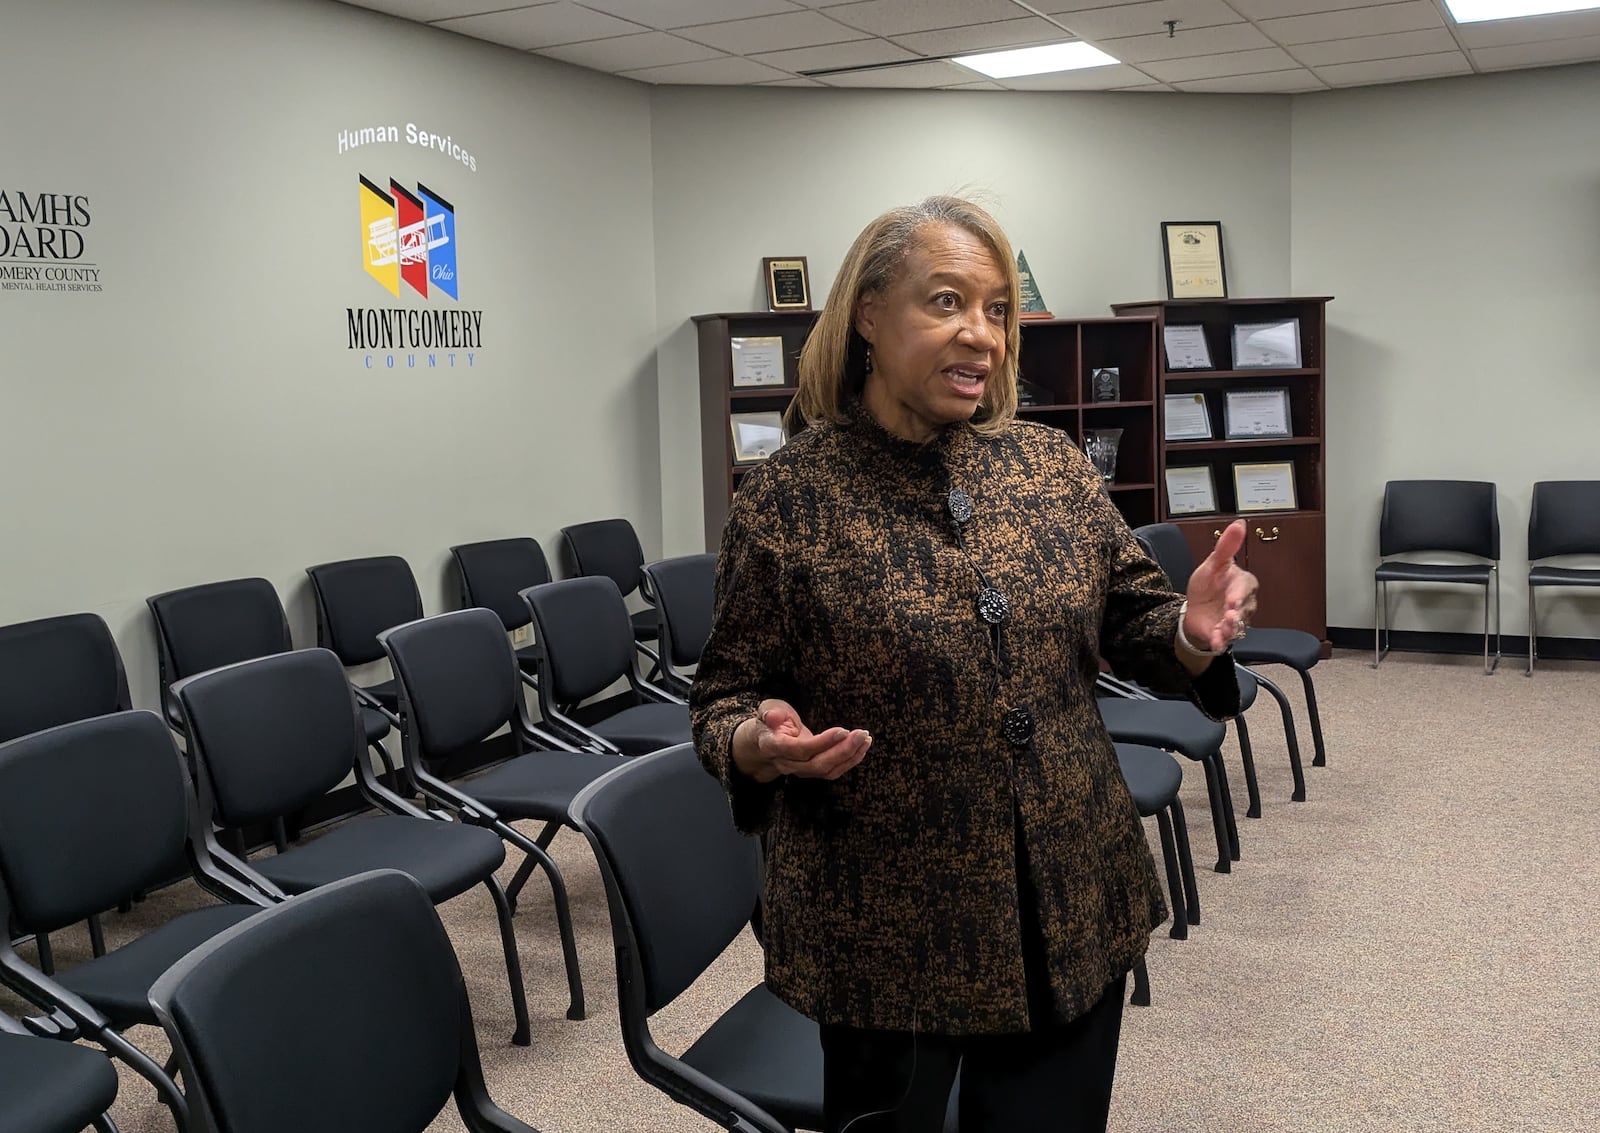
left=1230, top=626, right=1322, bottom=671
left=248, top=815, right=504, bottom=903
left=631, top=608, right=659, bottom=643
left=360, top=679, right=399, bottom=712
left=0, top=1033, right=119, bottom=1133
left=593, top=702, right=692, bottom=756
left=362, top=704, right=393, bottom=744
left=1375, top=561, right=1493, bottom=584
left=1115, top=743, right=1182, bottom=816
left=1528, top=565, right=1600, bottom=587
left=457, top=751, right=629, bottom=819
left=53, top=904, right=259, bottom=1029
left=1096, top=698, right=1225, bottom=762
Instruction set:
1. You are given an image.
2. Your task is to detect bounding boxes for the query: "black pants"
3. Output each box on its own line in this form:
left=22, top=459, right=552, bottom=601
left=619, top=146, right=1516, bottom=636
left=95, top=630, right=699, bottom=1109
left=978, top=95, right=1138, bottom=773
left=819, top=977, right=1127, bottom=1133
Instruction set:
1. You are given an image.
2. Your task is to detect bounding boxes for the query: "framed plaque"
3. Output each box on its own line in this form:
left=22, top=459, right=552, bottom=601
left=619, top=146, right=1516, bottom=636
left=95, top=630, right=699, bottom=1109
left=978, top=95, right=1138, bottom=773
left=1233, top=461, right=1298, bottom=513
left=1224, top=388, right=1292, bottom=439
left=1163, top=392, right=1213, bottom=441
left=730, top=411, right=786, bottom=464
left=730, top=336, right=786, bottom=388
left=1232, top=319, right=1302, bottom=368
left=1161, top=221, right=1227, bottom=300
left=1165, top=466, right=1218, bottom=516
left=1162, top=324, right=1213, bottom=370
left=763, top=257, right=811, bottom=311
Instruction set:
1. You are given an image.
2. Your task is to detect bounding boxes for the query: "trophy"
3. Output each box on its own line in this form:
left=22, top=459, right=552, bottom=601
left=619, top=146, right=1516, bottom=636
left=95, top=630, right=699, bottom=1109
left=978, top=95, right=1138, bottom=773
left=1084, top=428, right=1123, bottom=482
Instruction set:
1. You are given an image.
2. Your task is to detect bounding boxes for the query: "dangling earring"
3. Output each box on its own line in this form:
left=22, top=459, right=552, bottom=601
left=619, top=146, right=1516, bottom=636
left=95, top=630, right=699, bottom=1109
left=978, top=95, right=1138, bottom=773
left=864, top=343, right=874, bottom=377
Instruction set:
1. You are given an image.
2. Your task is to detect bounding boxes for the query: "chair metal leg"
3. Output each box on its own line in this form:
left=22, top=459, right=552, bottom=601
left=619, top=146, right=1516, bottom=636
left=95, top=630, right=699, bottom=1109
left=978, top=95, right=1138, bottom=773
left=1300, top=669, right=1327, bottom=768
left=1170, top=796, right=1200, bottom=926
left=87, top=915, right=106, bottom=959
left=496, top=823, right=586, bottom=1021
left=1198, top=754, right=1232, bottom=874
left=1233, top=714, right=1262, bottom=819
left=1155, top=809, right=1187, bottom=940
left=1373, top=577, right=1391, bottom=667
left=504, top=821, right=562, bottom=911
left=1252, top=670, right=1308, bottom=801
left=485, top=877, right=532, bottom=1047
left=91, top=1115, right=121, bottom=1133
left=35, top=931, right=53, bottom=976
left=1213, top=753, right=1241, bottom=863
left=1526, top=581, right=1537, bottom=676
left=1130, top=957, right=1151, bottom=1007
left=99, top=1027, right=189, bottom=1132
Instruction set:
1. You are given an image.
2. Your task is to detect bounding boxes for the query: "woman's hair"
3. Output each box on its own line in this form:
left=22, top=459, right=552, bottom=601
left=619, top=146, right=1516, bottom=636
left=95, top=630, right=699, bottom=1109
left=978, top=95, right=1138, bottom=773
left=792, top=196, right=1021, bottom=437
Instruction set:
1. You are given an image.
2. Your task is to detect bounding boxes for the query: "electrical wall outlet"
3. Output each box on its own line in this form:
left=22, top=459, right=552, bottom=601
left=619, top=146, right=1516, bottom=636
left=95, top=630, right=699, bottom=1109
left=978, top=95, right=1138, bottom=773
left=511, top=624, right=532, bottom=647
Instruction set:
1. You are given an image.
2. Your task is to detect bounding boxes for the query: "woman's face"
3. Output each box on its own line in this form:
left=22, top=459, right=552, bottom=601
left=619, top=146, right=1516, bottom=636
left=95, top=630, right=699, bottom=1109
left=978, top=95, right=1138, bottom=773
left=855, top=222, right=1009, bottom=443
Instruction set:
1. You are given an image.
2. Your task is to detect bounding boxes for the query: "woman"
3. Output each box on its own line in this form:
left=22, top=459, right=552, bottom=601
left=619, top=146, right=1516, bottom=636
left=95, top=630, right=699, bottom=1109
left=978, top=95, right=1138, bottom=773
left=690, top=196, right=1255, bottom=1132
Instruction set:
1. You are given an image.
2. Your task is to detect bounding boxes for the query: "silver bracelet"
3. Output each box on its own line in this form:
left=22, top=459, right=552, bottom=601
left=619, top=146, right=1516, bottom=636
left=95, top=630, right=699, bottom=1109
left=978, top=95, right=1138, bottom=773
left=1174, top=599, right=1221, bottom=658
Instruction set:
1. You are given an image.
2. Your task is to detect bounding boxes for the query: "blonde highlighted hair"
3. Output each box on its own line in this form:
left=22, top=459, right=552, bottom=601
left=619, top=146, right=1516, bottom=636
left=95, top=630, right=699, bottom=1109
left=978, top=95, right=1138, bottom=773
left=792, top=196, right=1021, bottom=437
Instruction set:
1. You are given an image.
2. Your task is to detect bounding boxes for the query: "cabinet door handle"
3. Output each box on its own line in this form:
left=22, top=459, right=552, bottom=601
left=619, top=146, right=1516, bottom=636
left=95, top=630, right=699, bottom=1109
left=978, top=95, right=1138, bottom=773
left=1255, top=526, right=1281, bottom=543
left=1212, top=529, right=1223, bottom=540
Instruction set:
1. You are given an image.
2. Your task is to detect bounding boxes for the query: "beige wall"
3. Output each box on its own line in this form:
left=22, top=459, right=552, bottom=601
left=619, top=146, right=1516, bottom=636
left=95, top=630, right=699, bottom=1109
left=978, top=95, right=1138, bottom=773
left=1292, top=62, right=1600, bottom=638
left=0, top=0, right=660, bottom=705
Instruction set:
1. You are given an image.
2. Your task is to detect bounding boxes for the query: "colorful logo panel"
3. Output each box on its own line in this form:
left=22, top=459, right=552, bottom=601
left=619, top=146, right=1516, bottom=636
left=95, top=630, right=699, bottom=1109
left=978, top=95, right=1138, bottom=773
left=359, top=175, right=457, bottom=300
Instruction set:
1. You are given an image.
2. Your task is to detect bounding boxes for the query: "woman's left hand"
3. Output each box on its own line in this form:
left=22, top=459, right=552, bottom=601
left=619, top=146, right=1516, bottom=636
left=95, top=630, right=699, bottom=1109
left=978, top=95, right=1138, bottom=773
left=1183, top=519, right=1260, bottom=652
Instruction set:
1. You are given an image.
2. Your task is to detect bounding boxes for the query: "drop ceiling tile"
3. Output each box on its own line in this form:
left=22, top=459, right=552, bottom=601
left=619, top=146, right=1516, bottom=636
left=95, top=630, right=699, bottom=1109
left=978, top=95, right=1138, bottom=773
left=345, top=0, right=540, bottom=21
left=432, top=2, right=646, bottom=49
left=1259, top=1, right=1443, bottom=47
left=821, top=0, right=1032, bottom=37
left=817, top=59, right=982, bottom=86
left=1471, top=34, right=1600, bottom=70
left=892, top=18, right=1071, bottom=56
left=574, top=0, right=800, bottom=30
left=1293, top=28, right=1459, bottom=67
left=758, top=76, right=826, bottom=86
left=1456, top=10, right=1600, bottom=48
left=1000, top=63, right=1157, bottom=89
left=675, top=9, right=868, bottom=54
left=1225, top=0, right=1388, bottom=16
left=621, top=55, right=795, bottom=83
left=1040, top=0, right=1243, bottom=40
left=536, top=31, right=724, bottom=71
left=751, top=39, right=919, bottom=73
left=941, top=80, right=1009, bottom=90
left=1312, top=51, right=1472, bottom=86
left=1103, top=21, right=1273, bottom=63
left=1174, top=68, right=1327, bottom=92
left=1141, top=46, right=1300, bottom=82
left=1111, top=81, right=1178, bottom=91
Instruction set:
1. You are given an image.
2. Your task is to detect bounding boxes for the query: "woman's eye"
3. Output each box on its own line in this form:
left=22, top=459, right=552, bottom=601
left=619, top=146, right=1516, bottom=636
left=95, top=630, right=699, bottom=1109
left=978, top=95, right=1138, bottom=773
left=988, top=302, right=1008, bottom=320
left=934, top=292, right=959, bottom=309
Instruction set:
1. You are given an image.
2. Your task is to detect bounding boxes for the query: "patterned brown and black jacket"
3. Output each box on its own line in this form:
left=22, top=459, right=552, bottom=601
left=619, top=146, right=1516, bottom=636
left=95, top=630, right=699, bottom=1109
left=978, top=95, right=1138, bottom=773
left=690, top=404, right=1239, bottom=1036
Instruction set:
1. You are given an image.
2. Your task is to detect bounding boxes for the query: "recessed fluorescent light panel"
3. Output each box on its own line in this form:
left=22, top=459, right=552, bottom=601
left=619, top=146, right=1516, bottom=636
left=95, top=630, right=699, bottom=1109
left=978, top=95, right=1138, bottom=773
left=1445, top=0, right=1600, bottom=21
left=954, top=41, right=1119, bottom=79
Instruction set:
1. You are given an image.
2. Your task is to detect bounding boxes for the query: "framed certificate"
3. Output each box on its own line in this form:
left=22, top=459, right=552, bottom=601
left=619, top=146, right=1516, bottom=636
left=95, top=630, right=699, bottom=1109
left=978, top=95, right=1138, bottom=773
left=1233, top=461, right=1298, bottom=513
left=1164, top=392, right=1212, bottom=441
left=730, top=411, right=786, bottom=464
left=1161, top=221, right=1227, bottom=300
left=1232, top=319, right=1302, bottom=368
left=762, top=257, right=811, bottom=311
left=1165, top=466, right=1218, bottom=516
left=730, top=336, right=786, bottom=388
left=1224, top=388, right=1292, bottom=439
left=1162, top=324, right=1213, bottom=370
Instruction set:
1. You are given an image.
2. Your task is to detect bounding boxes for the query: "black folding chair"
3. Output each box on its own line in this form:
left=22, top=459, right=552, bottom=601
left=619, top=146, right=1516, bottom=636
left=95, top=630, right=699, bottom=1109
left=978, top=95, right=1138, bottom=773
left=380, top=609, right=629, bottom=1021
left=0, top=711, right=274, bottom=1130
left=520, top=577, right=690, bottom=756
left=640, top=553, right=716, bottom=696
left=1526, top=480, right=1600, bottom=675
left=449, top=537, right=552, bottom=683
left=304, top=554, right=423, bottom=721
left=0, top=612, right=134, bottom=969
left=1374, top=480, right=1501, bottom=674
left=0, top=1008, right=120, bottom=1133
left=149, top=870, right=541, bottom=1133
left=172, top=648, right=534, bottom=1047
left=1116, top=742, right=1198, bottom=941
left=559, top=517, right=658, bottom=651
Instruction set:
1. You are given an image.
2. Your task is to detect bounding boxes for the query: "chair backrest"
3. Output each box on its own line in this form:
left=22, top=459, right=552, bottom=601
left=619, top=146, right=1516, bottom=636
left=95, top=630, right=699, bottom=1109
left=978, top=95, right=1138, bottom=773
left=1529, top=480, right=1600, bottom=561
left=0, top=712, right=189, bottom=934
left=306, top=556, right=424, bottom=666
left=448, top=538, right=551, bottom=632
left=1378, top=480, right=1500, bottom=560
left=572, top=745, right=761, bottom=1018
left=379, top=610, right=519, bottom=763
left=0, top=613, right=131, bottom=743
left=560, top=518, right=646, bottom=599
left=147, top=579, right=293, bottom=690
left=1131, top=523, right=1197, bottom=592
left=641, top=554, right=716, bottom=670
left=521, top=577, right=635, bottom=704
left=173, top=650, right=364, bottom=830
left=149, top=870, right=512, bottom=1133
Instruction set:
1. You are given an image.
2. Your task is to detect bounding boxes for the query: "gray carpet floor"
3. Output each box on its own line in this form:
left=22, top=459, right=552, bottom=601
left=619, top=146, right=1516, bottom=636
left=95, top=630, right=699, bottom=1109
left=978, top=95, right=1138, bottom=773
left=8, top=650, right=1596, bottom=1131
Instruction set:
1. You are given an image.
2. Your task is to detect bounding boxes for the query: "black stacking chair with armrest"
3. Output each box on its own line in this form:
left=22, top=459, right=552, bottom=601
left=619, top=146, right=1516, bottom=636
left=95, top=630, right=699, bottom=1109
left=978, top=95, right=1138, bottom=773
left=171, top=647, right=534, bottom=1047
left=1115, top=742, right=1199, bottom=1009
left=559, top=518, right=659, bottom=660
left=520, top=577, right=691, bottom=756
left=380, top=608, right=631, bottom=1021
left=640, top=553, right=716, bottom=697
left=1526, top=480, right=1600, bottom=675
left=0, top=1008, right=120, bottom=1133
left=449, top=537, right=552, bottom=684
left=150, top=870, right=541, bottom=1133
left=0, top=711, right=274, bottom=1131
left=1374, top=479, right=1501, bottom=674
left=304, top=554, right=424, bottom=733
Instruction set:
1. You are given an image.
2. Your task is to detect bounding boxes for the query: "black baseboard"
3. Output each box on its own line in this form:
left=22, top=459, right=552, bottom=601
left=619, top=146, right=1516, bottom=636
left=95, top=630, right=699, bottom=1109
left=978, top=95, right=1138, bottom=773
left=1327, top=626, right=1600, bottom=663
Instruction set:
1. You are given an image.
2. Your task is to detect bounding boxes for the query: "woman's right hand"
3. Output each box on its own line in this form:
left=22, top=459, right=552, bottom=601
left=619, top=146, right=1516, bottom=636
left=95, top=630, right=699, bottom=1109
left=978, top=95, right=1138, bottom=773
left=731, top=698, right=872, bottom=784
